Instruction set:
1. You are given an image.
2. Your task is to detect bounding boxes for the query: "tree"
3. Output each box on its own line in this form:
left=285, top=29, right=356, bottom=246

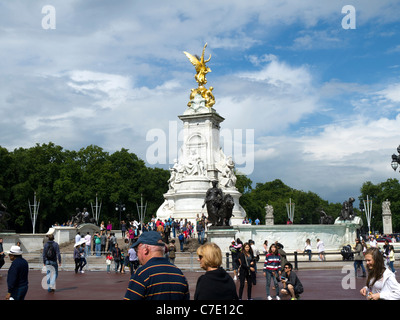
left=239, top=179, right=341, bottom=225
left=359, top=178, right=400, bottom=233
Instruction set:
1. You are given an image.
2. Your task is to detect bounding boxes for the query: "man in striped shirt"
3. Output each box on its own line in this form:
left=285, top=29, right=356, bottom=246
left=124, top=231, right=190, bottom=300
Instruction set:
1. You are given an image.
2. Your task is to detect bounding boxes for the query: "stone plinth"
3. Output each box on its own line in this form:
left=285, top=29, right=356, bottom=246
left=156, top=94, right=246, bottom=225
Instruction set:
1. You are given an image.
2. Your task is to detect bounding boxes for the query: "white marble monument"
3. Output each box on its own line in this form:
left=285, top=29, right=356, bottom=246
left=382, top=199, right=393, bottom=235
left=156, top=44, right=246, bottom=225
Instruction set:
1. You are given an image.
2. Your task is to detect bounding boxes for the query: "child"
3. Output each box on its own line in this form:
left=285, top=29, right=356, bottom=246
left=106, top=252, right=113, bottom=273
left=178, top=232, right=185, bottom=252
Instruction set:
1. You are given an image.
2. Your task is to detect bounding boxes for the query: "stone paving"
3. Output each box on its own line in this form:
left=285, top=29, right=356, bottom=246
left=0, top=264, right=384, bottom=301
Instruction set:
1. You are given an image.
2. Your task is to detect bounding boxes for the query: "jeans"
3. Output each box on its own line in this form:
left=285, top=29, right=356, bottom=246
left=11, top=285, right=28, bottom=300
left=389, top=261, right=396, bottom=273
left=114, top=259, right=120, bottom=272
left=75, top=258, right=81, bottom=273
left=80, top=258, right=87, bottom=272
left=265, top=270, right=279, bottom=297
left=95, top=243, right=101, bottom=256
left=239, top=273, right=252, bottom=300
left=85, top=245, right=91, bottom=257
left=354, top=260, right=366, bottom=275
left=45, top=260, right=59, bottom=290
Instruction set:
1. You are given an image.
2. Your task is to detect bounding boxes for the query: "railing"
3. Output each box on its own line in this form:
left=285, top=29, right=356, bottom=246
left=2, top=251, right=205, bottom=272
left=225, top=250, right=400, bottom=271
left=6, top=250, right=398, bottom=273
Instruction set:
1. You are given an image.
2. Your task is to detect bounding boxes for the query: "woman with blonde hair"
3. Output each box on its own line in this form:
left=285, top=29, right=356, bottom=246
left=194, top=242, right=238, bottom=300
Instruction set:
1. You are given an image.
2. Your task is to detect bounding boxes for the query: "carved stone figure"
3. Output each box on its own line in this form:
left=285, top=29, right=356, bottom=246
left=218, top=156, right=237, bottom=188
left=185, top=150, right=206, bottom=176
left=265, top=204, right=274, bottom=225
left=382, top=199, right=391, bottom=215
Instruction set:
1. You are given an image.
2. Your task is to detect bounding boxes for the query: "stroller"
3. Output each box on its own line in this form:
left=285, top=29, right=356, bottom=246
left=341, top=245, right=354, bottom=260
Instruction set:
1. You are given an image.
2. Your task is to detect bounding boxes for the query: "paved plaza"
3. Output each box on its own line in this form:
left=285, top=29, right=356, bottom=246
left=0, top=265, right=380, bottom=301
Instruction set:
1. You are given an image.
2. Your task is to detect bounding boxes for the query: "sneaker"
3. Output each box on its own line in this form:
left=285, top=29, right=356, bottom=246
left=233, top=276, right=237, bottom=280
left=276, top=296, right=281, bottom=300
left=290, top=297, right=297, bottom=300
left=267, top=296, right=273, bottom=300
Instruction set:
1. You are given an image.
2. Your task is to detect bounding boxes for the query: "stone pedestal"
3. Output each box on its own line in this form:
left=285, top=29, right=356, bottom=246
left=265, top=204, right=274, bottom=225
left=156, top=94, right=246, bottom=225
left=382, top=200, right=393, bottom=235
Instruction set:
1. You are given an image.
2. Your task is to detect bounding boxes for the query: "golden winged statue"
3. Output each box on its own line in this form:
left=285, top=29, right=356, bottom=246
left=183, top=43, right=215, bottom=108
left=183, top=43, right=211, bottom=86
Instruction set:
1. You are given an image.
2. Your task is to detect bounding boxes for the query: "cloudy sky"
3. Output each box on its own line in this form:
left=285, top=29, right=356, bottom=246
left=1, top=0, right=400, bottom=205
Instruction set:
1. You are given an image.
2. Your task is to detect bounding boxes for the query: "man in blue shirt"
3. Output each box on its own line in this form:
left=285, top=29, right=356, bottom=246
left=124, top=231, right=189, bottom=300
left=6, top=245, right=29, bottom=300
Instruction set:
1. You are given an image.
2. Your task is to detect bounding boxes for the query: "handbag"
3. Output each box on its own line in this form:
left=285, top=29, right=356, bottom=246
left=245, top=255, right=257, bottom=285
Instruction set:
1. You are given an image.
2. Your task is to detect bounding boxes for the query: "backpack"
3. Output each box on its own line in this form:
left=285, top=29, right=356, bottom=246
left=46, top=242, right=56, bottom=261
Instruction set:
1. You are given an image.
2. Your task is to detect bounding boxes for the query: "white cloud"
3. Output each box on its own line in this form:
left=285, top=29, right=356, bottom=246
left=290, top=30, right=342, bottom=50
left=1, top=0, right=400, bottom=204
left=215, top=56, right=319, bottom=134
left=301, top=115, right=400, bottom=162
left=377, top=83, right=400, bottom=103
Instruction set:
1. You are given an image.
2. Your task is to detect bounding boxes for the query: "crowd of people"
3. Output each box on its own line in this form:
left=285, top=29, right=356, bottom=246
left=229, top=237, right=302, bottom=300
left=2, top=220, right=400, bottom=301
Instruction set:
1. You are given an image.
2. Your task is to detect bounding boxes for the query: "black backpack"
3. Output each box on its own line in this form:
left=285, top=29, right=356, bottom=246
left=46, top=242, right=56, bottom=261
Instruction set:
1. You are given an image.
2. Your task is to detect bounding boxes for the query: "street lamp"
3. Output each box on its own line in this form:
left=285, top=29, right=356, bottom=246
left=286, top=198, right=295, bottom=224
left=363, top=195, right=372, bottom=235
left=391, top=145, right=400, bottom=171
left=136, top=194, right=147, bottom=231
left=115, top=203, right=126, bottom=222
left=28, top=191, right=40, bottom=234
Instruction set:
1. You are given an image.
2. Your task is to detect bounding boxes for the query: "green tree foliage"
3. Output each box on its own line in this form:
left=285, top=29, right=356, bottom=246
left=359, top=178, right=400, bottom=234
left=239, top=178, right=342, bottom=225
left=0, top=143, right=168, bottom=233
left=2, top=142, right=397, bottom=234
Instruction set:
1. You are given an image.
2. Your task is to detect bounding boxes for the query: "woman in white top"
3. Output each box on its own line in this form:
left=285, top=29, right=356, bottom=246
left=360, top=247, right=400, bottom=300
left=303, top=239, right=312, bottom=261
left=316, top=239, right=325, bottom=261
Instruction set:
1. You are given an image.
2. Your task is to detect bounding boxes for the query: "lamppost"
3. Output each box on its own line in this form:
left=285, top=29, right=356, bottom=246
left=115, top=203, right=126, bottom=222
left=91, top=193, right=102, bottom=225
left=28, top=192, right=40, bottom=234
left=391, top=145, right=400, bottom=172
left=363, top=195, right=372, bottom=235
left=136, top=194, right=147, bottom=231
left=286, top=198, right=295, bottom=224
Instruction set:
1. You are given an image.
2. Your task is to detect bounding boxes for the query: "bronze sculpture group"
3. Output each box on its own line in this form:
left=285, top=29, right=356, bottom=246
left=202, top=180, right=234, bottom=226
